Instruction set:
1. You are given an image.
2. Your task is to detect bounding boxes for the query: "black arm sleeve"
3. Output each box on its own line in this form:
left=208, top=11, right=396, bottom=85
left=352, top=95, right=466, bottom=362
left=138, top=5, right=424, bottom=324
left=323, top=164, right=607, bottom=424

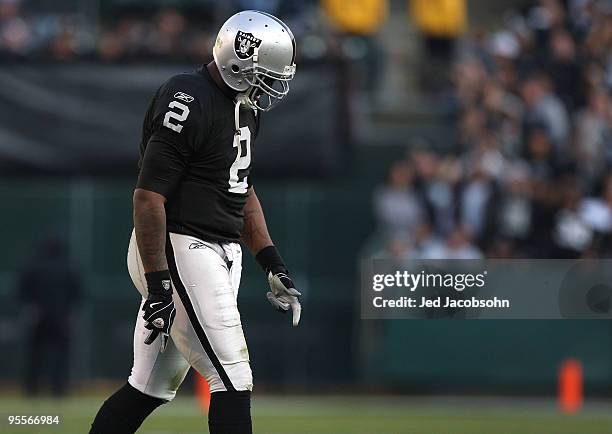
left=136, top=134, right=192, bottom=197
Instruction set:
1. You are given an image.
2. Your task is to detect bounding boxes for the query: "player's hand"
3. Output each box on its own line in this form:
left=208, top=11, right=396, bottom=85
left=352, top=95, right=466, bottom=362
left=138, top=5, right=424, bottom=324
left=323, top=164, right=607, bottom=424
left=266, top=269, right=301, bottom=326
left=142, top=271, right=176, bottom=352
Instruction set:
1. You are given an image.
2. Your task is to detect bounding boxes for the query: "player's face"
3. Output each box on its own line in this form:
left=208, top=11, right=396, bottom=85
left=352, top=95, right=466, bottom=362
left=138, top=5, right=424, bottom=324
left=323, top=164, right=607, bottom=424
left=246, top=76, right=289, bottom=111
left=255, top=77, right=277, bottom=105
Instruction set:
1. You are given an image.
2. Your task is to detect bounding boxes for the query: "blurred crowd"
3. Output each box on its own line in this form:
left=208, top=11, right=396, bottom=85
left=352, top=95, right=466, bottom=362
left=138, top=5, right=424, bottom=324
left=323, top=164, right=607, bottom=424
left=375, top=0, right=612, bottom=260
left=0, top=0, right=311, bottom=62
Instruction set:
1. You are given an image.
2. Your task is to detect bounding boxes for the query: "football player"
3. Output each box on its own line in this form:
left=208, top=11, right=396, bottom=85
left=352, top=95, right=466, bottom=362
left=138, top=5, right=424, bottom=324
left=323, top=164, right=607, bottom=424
left=89, top=10, right=300, bottom=434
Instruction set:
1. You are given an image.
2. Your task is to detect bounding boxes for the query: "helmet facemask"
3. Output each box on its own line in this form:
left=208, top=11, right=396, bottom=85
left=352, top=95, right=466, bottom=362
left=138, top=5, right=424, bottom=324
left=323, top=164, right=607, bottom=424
left=242, top=47, right=296, bottom=112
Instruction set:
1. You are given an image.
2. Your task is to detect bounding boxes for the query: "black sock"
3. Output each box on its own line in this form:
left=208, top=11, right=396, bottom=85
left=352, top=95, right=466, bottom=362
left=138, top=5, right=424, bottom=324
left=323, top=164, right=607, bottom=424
left=89, top=383, right=166, bottom=434
left=208, top=390, right=252, bottom=434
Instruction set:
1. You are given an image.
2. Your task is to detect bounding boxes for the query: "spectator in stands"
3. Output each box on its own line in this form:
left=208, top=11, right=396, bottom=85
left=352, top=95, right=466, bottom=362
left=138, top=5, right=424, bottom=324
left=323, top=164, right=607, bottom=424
left=411, top=0, right=467, bottom=91
left=440, top=227, right=483, bottom=260
left=496, top=162, right=533, bottom=247
left=481, top=79, right=524, bottom=157
left=581, top=175, right=612, bottom=233
left=438, top=226, right=483, bottom=259
left=322, top=0, right=388, bottom=102
left=18, top=229, right=82, bottom=397
left=148, top=9, right=187, bottom=59
left=546, top=28, right=582, bottom=110
left=0, top=0, right=30, bottom=57
left=521, top=71, right=570, bottom=150
left=574, top=88, right=610, bottom=182
left=456, top=157, right=500, bottom=248
left=412, top=223, right=446, bottom=259
left=373, top=160, right=425, bottom=241
left=552, top=177, right=594, bottom=258
left=580, top=174, right=612, bottom=255
left=412, top=149, right=457, bottom=236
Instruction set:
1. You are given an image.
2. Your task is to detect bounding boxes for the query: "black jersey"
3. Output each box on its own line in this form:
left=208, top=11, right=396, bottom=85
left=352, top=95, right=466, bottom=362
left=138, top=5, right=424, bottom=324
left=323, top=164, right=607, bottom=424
left=136, top=66, right=259, bottom=242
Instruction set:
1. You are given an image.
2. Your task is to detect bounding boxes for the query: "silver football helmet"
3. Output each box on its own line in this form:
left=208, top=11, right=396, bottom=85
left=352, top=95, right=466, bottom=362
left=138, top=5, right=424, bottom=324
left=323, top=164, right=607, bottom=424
left=213, top=10, right=296, bottom=111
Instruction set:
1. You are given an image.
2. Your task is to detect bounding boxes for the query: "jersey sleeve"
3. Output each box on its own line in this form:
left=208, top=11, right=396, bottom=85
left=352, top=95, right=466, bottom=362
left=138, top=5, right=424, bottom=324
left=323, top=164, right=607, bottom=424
left=148, top=76, right=210, bottom=152
left=136, top=76, right=211, bottom=198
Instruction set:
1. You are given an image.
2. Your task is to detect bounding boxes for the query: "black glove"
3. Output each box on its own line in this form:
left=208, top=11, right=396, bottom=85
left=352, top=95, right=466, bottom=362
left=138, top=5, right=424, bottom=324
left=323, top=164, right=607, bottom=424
left=142, top=270, right=175, bottom=352
left=256, top=246, right=302, bottom=326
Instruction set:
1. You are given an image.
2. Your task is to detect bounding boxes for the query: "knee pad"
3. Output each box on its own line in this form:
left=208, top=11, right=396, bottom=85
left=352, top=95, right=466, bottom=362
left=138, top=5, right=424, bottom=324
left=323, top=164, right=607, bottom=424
left=207, top=360, right=253, bottom=394
left=208, top=390, right=252, bottom=434
left=128, top=376, right=179, bottom=402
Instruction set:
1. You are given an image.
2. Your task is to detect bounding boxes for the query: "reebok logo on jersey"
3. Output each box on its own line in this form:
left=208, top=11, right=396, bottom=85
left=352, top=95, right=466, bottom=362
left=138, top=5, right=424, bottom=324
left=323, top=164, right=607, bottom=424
left=174, top=92, right=194, bottom=103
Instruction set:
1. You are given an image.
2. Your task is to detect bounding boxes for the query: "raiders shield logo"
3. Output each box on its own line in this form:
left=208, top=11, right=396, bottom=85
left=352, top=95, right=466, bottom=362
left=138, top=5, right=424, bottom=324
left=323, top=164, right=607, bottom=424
left=234, top=30, right=262, bottom=60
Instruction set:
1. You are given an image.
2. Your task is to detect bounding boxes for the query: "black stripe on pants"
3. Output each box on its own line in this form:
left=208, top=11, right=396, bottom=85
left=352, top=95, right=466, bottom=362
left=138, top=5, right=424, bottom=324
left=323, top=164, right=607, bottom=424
left=166, top=236, right=236, bottom=392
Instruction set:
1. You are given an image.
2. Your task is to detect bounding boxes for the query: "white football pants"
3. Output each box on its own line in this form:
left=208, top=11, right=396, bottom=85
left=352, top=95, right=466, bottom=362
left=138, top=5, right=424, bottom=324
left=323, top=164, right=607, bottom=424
left=126, top=230, right=252, bottom=401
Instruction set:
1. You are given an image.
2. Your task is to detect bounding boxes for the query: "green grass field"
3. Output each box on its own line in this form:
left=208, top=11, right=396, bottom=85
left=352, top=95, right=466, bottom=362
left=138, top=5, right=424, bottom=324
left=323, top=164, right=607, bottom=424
left=1, top=395, right=611, bottom=434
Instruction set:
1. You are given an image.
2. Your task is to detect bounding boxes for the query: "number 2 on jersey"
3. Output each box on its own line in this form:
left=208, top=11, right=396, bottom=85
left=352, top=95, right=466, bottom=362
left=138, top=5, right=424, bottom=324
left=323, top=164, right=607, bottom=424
left=229, top=126, right=251, bottom=194
left=163, top=101, right=190, bottom=133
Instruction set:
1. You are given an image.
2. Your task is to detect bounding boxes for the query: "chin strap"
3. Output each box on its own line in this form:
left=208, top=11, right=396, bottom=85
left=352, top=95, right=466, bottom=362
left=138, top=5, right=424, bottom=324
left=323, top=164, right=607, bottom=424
left=234, top=96, right=244, bottom=134
left=234, top=94, right=257, bottom=134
